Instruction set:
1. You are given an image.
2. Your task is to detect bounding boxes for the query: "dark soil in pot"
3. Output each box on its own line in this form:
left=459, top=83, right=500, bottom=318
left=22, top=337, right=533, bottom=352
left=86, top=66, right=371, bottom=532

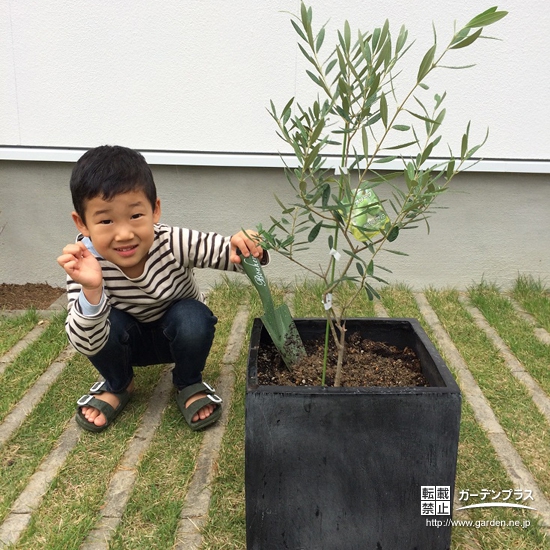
left=257, top=330, right=430, bottom=387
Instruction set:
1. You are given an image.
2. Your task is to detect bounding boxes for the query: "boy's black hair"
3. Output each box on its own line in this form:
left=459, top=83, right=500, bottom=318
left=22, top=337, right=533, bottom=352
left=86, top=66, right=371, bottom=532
left=70, top=145, right=157, bottom=222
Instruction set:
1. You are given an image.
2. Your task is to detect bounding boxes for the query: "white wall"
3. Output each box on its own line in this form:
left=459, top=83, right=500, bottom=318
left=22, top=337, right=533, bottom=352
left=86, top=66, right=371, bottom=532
left=2, top=0, right=548, bottom=161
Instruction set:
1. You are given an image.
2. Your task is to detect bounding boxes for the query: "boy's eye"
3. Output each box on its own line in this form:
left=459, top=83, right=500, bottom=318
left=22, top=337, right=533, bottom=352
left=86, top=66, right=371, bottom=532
left=99, top=219, right=112, bottom=225
left=131, top=213, right=144, bottom=220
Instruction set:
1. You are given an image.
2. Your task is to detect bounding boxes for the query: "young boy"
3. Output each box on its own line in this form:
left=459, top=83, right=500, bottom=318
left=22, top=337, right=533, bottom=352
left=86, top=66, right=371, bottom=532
left=57, top=145, right=264, bottom=432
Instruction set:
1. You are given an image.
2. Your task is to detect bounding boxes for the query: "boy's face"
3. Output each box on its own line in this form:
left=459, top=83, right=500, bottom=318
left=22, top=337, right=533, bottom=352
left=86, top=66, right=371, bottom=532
left=72, top=190, right=161, bottom=278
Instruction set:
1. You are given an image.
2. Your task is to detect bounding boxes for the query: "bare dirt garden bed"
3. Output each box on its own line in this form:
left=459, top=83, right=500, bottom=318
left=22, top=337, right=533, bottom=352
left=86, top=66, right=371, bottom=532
left=0, top=283, right=65, bottom=310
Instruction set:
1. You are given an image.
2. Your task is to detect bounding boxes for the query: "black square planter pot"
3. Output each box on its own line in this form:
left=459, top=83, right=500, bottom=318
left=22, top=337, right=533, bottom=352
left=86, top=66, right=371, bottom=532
left=245, top=318, right=461, bottom=550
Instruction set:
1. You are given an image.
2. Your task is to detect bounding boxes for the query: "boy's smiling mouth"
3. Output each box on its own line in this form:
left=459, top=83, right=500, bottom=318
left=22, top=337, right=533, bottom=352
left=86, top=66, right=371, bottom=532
left=114, top=244, right=139, bottom=257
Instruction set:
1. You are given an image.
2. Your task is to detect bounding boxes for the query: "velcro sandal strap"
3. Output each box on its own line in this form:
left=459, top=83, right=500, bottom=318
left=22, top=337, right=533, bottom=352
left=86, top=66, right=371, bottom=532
left=77, top=394, right=94, bottom=406
left=90, top=381, right=107, bottom=394
left=206, top=393, right=222, bottom=404
left=179, top=382, right=222, bottom=404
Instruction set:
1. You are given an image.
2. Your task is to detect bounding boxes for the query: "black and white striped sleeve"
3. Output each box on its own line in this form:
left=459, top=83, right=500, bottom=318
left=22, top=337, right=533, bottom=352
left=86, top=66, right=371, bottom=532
left=174, top=227, right=241, bottom=271
left=65, top=278, right=111, bottom=356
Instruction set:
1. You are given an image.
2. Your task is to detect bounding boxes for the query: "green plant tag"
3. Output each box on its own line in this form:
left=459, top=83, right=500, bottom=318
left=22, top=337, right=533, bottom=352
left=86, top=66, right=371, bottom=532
left=347, top=187, right=389, bottom=241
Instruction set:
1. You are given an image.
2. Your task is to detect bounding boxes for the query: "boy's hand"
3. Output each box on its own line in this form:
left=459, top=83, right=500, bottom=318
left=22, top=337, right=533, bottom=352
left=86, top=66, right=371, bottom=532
left=57, top=241, right=104, bottom=304
left=230, top=230, right=263, bottom=264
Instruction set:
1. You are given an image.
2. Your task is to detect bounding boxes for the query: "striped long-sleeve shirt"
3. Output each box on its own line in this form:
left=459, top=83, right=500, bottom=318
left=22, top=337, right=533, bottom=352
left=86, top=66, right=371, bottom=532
left=65, top=223, right=245, bottom=356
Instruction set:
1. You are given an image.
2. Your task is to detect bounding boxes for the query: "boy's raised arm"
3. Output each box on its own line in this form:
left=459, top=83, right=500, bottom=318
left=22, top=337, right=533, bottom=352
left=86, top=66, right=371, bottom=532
left=57, top=241, right=104, bottom=305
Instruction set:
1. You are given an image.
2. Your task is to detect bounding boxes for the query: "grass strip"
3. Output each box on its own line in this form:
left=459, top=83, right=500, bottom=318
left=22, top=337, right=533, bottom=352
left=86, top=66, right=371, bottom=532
left=202, top=279, right=251, bottom=383
left=292, top=279, right=325, bottom=317
left=0, top=312, right=67, bottom=424
left=425, top=288, right=549, bottom=546
left=201, top=283, right=261, bottom=549
left=379, top=283, right=418, bottom=318
left=108, top=280, right=248, bottom=549
left=469, top=281, right=550, bottom=395
left=335, top=281, right=376, bottom=317
left=293, top=280, right=376, bottom=318
left=380, top=285, right=547, bottom=548
left=0, top=310, right=39, bottom=356
left=513, top=274, right=550, bottom=333
left=16, top=364, right=165, bottom=550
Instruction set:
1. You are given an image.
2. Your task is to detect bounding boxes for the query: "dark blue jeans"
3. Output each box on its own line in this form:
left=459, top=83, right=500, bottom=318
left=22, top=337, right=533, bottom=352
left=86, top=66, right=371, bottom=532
left=87, top=299, right=218, bottom=392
